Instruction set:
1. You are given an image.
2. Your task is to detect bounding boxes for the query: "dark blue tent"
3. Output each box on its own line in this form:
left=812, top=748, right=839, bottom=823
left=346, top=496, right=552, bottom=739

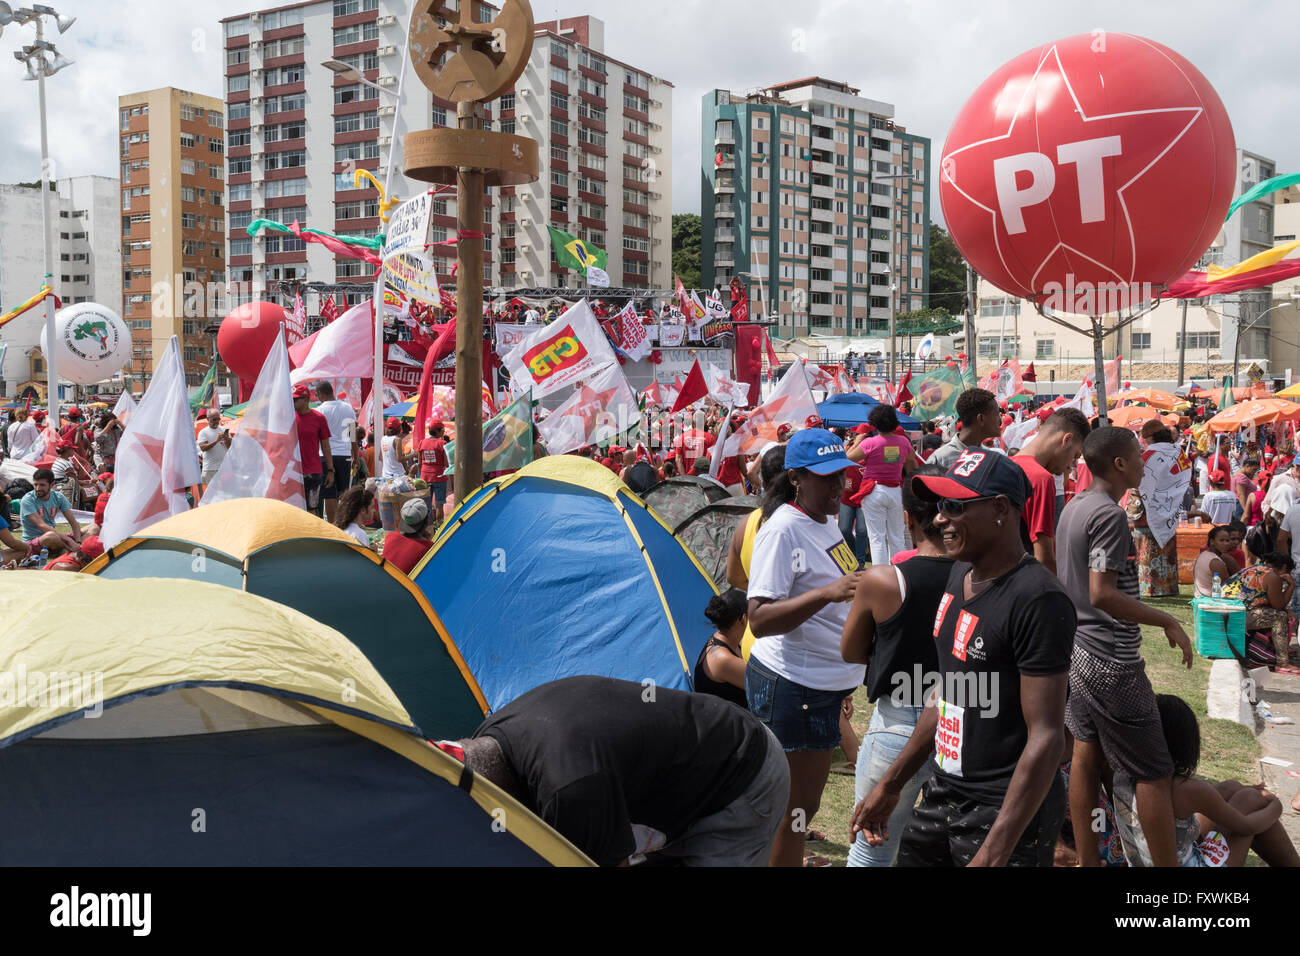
left=817, top=392, right=921, bottom=430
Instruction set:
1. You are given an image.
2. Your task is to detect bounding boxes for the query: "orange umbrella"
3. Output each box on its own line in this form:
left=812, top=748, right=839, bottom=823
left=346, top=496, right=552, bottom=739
left=1109, top=405, right=1159, bottom=430
left=1112, top=388, right=1180, bottom=411
left=1205, top=398, right=1300, bottom=433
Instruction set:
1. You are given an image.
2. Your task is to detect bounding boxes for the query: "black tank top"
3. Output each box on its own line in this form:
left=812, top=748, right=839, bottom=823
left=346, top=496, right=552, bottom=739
left=693, top=637, right=750, bottom=709
left=865, top=555, right=954, bottom=703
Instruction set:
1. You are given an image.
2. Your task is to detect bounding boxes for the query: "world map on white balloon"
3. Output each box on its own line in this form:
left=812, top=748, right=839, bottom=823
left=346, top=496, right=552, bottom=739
left=40, top=303, right=130, bottom=385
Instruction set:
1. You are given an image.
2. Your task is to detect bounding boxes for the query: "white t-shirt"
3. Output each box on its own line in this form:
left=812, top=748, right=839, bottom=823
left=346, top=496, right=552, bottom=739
left=746, top=503, right=866, bottom=691
left=317, top=399, right=356, bottom=458
left=1281, top=503, right=1300, bottom=568
left=381, top=435, right=405, bottom=479
left=197, top=426, right=228, bottom=471
left=52, top=457, right=75, bottom=480
left=344, top=522, right=371, bottom=548
left=1264, top=473, right=1299, bottom=520
left=8, top=420, right=37, bottom=460
left=1201, top=489, right=1236, bottom=525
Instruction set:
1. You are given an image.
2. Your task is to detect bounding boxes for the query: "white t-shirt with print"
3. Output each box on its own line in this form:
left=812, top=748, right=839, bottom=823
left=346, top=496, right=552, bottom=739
left=746, top=503, right=866, bottom=691
left=1201, top=489, right=1236, bottom=525
left=317, top=399, right=356, bottom=458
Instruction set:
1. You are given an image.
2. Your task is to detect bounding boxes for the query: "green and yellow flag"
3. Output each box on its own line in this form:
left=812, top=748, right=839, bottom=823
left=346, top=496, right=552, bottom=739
left=547, top=227, right=607, bottom=272
left=190, top=361, right=217, bottom=414
left=446, top=391, right=534, bottom=475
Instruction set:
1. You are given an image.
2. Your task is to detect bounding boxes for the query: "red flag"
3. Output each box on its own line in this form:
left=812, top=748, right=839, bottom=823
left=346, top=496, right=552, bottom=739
left=672, top=359, right=709, bottom=413
left=674, top=275, right=693, bottom=317
left=1022, top=361, right=1037, bottom=383
left=763, top=329, right=780, bottom=367
left=413, top=316, right=458, bottom=437
left=321, top=294, right=340, bottom=324
left=895, top=369, right=913, bottom=405
left=729, top=277, right=749, bottom=324
left=23, top=394, right=31, bottom=415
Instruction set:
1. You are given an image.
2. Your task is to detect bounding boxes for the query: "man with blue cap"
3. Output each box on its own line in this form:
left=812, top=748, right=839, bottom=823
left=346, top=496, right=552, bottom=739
left=745, top=426, right=864, bottom=866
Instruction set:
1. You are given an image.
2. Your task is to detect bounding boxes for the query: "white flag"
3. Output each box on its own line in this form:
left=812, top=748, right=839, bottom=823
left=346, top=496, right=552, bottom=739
left=709, top=403, right=734, bottom=480
left=501, top=299, right=618, bottom=399
left=536, top=363, right=639, bottom=455
left=705, top=364, right=751, bottom=407
left=587, top=265, right=610, bottom=288
left=723, top=362, right=818, bottom=456
left=101, top=337, right=202, bottom=548
left=112, top=390, right=137, bottom=427
left=289, top=301, right=374, bottom=384
left=1139, top=442, right=1191, bottom=549
left=202, top=332, right=304, bottom=509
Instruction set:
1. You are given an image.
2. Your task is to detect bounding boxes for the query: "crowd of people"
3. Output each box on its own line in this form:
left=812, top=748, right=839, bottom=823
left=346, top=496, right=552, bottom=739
left=5, top=375, right=1300, bottom=869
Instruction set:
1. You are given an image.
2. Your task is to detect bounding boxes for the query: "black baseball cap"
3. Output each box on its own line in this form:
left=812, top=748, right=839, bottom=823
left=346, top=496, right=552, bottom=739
left=911, top=448, right=1033, bottom=509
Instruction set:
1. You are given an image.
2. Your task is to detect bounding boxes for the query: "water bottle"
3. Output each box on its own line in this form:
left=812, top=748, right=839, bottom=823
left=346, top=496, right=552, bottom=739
left=1212, top=573, right=1222, bottom=598
left=1178, top=507, right=1188, bottom=525
left=39, top=547, right=49, bottom=567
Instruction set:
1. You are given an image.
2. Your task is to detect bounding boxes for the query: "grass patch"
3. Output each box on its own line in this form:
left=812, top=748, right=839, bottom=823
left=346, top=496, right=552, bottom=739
left=811, top=594, right=1260, bottom=866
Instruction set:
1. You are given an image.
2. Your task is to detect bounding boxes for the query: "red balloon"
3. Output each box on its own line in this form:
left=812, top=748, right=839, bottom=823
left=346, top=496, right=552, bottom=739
left=940, top=33, right=1235, bottom=314
left=217, top=301, right=292, bottom=381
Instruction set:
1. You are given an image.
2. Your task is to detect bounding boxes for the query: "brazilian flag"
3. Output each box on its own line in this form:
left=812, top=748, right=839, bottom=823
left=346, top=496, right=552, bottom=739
left=912, top=362, right=975, bottom=421
left=446, top=392, right=534, bottom=475
left=190, top=362, right=218, bottom=414
left=547, top=226, right=607, bottom=273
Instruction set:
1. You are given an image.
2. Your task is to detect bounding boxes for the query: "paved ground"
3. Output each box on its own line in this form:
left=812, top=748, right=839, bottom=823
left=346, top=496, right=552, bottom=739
left=1254, top=668, right=1300, bottom=845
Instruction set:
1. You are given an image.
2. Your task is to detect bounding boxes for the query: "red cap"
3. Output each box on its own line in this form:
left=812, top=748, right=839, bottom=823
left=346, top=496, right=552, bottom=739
left=66, top=405, right=81, bottom=419
left=912, top=448, right=1034, bottom=509
left=1209, top=469, right=1227, bottom=486
left=804, top=414, right=823, bottom=429
left=852, top=423, right=872, bottom=434
left=292, top=384, right=310, bottom=400
left=56, top=441, right=74, bottom=452
left=97, top=472, right=113, bottom=483
left=385, top=417, right=402, bottom=432
left=79, top=536, right=104, bottom=561
left=32, top=409, right=46, bottom=420
left=428, top=419, right=444, bottom=431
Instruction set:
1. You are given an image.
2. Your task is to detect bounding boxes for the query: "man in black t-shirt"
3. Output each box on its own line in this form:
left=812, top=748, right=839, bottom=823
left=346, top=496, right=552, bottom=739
left=853, top=449, right=1076, bottom=866
left=456, top=676, right=789, bottom=866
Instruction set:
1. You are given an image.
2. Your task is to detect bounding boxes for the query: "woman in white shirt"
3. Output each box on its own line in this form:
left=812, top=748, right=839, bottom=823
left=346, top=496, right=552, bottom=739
left=334, top=485, right=377, bottom=551
left=746, top=427, right=864, bottom=867
left=380, top=418, right=414, bottom=480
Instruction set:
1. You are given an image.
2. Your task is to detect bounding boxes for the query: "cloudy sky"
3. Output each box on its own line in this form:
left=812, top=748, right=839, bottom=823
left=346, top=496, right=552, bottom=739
left=2, top=0, right=1295, bottom=226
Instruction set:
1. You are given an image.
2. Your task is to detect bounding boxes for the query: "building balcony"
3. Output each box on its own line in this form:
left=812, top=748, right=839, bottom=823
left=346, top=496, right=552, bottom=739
left=811, top=183, right=833, bottom=200
left=870, top=306, right=891, bottom=321
left=716, top=157, right=735, bottom=170
left=872, top=216, right=892, bottom=231
left=714, top=179, right=735, bottom=194
left=714, top=128, right=735, bottom=146
left=715, top=254, right=734, bottom=267
left=870, top=259, right=890, bottom=274
left=811, top=160, right=834, bottom=177
left=871, top=237, right=891, bottom=253
left=715, top=229, right=735, bottom=243
left=811, top=134, right=835, bottom=152
left=810, top=205, right=833, bottom=222
left=714, top=203, right=736, bottom=219
left=810, top=278, right=833, bottom=293
left=811, top=255, right=834, bottom=271
left=872, top=148, right=893, bottom=166
left=809, top=301, right=833, bottom=316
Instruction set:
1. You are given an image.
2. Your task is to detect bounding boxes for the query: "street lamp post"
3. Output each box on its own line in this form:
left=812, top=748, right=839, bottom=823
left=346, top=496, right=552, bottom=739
left=6, top=3, right=75, bottom=420
left=1231, top=291, right=1300, bottom=386
left=871, top=171, right=922, bottom=385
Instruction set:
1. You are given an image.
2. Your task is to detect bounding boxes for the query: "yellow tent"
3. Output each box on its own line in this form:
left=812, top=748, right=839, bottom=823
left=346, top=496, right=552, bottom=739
left=0, top=575, right=590, bottom=866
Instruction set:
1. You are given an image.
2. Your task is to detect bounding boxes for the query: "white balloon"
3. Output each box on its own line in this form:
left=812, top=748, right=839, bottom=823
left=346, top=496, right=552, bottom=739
left=40, top=303, right=131, bottom=385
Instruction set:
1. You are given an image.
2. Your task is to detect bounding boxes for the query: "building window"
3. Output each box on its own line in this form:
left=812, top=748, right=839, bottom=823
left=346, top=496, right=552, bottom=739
left=333, top=23, right=378, bottom=47
left=230, top=238, right=252, bottom=257
left=1130, top=332, right=1152, bottom=351
left=228, top=129, right=250, bottom=148
left=1035, top=340, right=1055, bottom=360
left=229, top=157, right=252, bottom=175
left=227, top=75, right=249, bottom=94
left=334, top=84, right=378, bottom=105
left=550, top=92, right=568, bottom=112
left=180, top=132, right=196, bottom=148
left=265, top=150, right=307, bottom=170
left=1176, top=331, right=1220, bottom=350
left=224, top=17, right=250, bottom=38
left=228, top=102, right=250, bottom=121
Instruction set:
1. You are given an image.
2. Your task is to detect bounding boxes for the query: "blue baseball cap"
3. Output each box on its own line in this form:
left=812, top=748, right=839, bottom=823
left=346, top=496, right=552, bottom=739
left=784, top=427, right=855, bottom=475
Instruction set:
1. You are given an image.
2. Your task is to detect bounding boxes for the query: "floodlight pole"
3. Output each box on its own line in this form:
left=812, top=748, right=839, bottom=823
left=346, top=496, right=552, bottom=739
left=34, top=14, right=58, bottom=421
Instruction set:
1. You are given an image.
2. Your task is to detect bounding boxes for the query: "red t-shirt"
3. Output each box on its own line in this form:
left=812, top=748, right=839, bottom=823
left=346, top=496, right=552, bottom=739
left=94, top=492, right=110, bottom=526
left=1013, top=454, right=1057, bottom=543
left=295, top=409, right=331, bottom=476
left=43, top=553, right=81, bottom=571
left=718, top=455, right=743, bottom=488
left=841, top=464, right=864, bottom=506
left=419, top=437, right=449, bottom=483
left=382, top=531, right=432, bottom=575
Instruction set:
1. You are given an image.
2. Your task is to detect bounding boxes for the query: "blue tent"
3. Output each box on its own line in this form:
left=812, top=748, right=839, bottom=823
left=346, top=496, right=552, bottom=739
left=413, top=456, right=719, bottom=713
left=817, top=392, right=921, bottom=430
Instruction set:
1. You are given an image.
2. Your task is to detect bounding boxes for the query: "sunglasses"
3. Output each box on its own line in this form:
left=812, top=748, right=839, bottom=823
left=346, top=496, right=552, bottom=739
left=937, top=495, right=1001, bottom=517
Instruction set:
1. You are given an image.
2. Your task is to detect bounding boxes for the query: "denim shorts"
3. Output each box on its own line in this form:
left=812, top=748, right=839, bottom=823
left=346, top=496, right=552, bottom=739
left=745, top=656, right=853, bottom=753
left=431, top=480, right=448, bottom=505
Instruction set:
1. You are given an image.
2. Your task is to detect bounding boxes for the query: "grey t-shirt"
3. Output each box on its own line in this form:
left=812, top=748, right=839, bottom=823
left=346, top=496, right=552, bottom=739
left=1055, top=489, right=1142, bottom=663
left=930, top=436, right=1005, bottom=470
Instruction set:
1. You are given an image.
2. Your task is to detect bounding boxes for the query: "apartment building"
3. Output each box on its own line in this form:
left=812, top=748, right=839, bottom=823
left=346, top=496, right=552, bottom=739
left=118, top=89, right=227, bottom=390
left=0, top=176, right=121, bottom=399
left=701, top=78, right=929, bottom=341
left=496, top=15, right=673, bottom=291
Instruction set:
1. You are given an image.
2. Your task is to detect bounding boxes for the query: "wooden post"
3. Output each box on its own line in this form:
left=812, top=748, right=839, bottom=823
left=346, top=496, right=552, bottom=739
left=454, top=101, right=485, bottom=502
